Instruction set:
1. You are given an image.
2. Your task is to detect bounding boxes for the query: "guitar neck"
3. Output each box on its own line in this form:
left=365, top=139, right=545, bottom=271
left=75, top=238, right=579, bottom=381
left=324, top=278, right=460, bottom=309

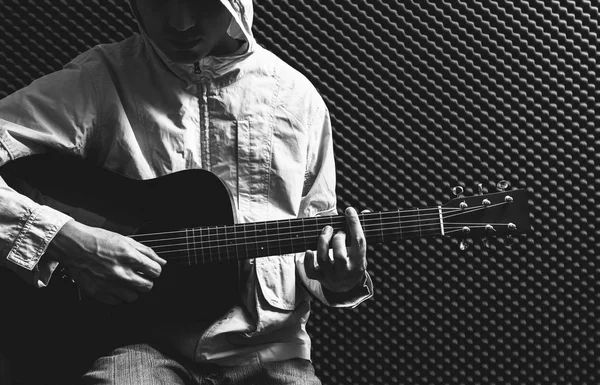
left=132, top=209, right=444, bottom=265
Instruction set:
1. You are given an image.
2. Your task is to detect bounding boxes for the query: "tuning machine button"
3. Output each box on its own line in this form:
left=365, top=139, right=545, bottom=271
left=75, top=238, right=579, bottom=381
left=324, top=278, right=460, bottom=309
left=452, top=186, right=465, bottom=197
left=496, top=180, right=511, bottom=192
left=482, top=224, right=497, bottom=249
left=459, top=226, right=471, bottom=251
left=482, top=237, right=491, bottom=249
left=460, top=238, right=471, bottom=251
left=476, top=182, right=484, bottom=195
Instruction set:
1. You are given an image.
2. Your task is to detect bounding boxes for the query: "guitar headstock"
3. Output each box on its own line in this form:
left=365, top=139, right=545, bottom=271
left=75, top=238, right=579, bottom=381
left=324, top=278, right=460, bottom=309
left=440, top=184, right=531, bottom=248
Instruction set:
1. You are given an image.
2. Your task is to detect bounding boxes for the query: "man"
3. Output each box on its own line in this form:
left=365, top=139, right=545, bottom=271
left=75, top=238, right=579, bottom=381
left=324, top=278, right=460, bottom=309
left=0, top=0, right=373, bottom=383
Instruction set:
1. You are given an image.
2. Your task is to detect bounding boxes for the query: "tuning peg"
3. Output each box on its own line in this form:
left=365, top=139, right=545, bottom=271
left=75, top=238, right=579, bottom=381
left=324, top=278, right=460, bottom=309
left=482, top=237, right=490, bottom=249
left=452, top=185, right=465, bottom=198
left=502, top=223, right=518, bottom=249
left=476, top=182, right=484, bottom=195
left=459, top=238, right=471, bottom=251
left=496, top=180, right=511, bottom=192
left=482, top=224, right=496, bottom=249
left=503, top=235, right=518, bottom=249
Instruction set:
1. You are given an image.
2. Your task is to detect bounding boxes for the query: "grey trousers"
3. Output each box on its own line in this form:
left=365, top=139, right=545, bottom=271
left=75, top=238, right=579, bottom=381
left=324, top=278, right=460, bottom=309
left=81, top=344, right=322, bottom=385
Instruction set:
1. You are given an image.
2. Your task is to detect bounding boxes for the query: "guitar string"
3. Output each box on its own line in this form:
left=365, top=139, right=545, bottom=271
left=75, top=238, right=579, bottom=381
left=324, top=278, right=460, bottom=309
left=137, top=226, right=509, bottom=260
left=131, top=201, right=511, bottom=242
left=154, top=227, right=499, bottom=264
left=134, top=211, right=450, bottom=245
left=151, top=223, right=506, bottom=262
left=128, top=206, right=470, bottom=240
left=136, top=208, right=459, bottom=248
left=143, top=219, right=446, bottom=250
left=153, top=220, right=506, bottom=251
left=155, top=226, right=455, bottom=262
left=134, top=202, right=508, bottom=249
left=130, top=206, right=478, bottom=246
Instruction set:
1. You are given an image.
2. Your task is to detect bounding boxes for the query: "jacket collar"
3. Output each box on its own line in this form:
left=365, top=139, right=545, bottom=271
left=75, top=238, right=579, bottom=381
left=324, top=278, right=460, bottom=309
left=129, top=0, right=257, bottom=87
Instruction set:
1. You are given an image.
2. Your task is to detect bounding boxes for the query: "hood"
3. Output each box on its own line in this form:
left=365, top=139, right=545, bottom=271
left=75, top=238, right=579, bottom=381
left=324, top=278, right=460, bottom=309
left=128, top=0, right=256, bottom=83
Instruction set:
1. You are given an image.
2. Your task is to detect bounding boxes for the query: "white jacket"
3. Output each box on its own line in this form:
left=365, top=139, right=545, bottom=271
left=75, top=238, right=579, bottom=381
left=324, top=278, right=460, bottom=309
left=0, top=0, right=372, bottom=364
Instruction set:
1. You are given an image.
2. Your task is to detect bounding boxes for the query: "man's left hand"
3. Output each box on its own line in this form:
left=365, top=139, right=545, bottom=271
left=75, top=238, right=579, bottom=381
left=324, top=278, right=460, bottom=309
left=304, top=207, right=367, bottom=293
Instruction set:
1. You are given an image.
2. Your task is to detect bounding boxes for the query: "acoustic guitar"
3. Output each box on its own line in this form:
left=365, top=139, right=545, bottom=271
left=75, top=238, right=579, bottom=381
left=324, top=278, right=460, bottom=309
left=0, top=154, right=531, bottom=326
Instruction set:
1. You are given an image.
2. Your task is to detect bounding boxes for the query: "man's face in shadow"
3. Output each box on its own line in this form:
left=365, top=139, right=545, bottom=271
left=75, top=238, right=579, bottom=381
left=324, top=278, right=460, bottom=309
left=135, top=0, right=235, bottom=63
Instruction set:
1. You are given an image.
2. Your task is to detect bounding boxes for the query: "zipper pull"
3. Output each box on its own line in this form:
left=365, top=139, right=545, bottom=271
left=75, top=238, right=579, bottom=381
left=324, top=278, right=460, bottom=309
left=194, top=62, right=201, bottom=74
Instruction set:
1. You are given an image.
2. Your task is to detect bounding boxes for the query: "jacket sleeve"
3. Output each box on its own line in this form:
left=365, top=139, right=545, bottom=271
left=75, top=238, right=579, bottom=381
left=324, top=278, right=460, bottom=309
left=294, top=99, right=373, bottom=308
left=0, top=56, right=98, bottom=287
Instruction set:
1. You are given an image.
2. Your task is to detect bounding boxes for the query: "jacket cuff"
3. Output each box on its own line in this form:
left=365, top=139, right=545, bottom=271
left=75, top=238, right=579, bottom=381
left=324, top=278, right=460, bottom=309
left=296, top=254, right=373, bottom=308
left=320, top=272, right=373, bottom=308
left=5, top=205, right=72, bottom=287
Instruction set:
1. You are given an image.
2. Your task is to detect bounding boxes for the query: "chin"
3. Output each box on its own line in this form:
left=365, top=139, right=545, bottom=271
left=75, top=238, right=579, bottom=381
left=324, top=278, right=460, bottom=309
left=164, top=47, right=210, bottom=64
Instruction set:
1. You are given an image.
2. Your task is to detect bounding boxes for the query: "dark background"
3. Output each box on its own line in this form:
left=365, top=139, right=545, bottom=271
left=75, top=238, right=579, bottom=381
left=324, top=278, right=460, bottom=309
left=0, top=1, right=597, bottom=384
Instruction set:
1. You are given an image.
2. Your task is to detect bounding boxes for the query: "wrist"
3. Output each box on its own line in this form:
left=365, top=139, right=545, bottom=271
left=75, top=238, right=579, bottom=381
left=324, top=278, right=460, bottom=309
left=321, top=271, right=368, bottom=299
left=44, top=219, right=78, bottom=264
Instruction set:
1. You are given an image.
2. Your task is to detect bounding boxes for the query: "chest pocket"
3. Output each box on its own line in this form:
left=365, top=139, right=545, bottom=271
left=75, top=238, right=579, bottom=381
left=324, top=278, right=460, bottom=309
left=237, top=119, right=302, bottom=311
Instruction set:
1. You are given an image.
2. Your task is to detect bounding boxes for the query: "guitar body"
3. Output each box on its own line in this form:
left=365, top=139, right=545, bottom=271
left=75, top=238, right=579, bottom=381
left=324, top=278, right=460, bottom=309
left=0, top=154, right=245, bottom=381
left=0, top=154, right=240, bottom=326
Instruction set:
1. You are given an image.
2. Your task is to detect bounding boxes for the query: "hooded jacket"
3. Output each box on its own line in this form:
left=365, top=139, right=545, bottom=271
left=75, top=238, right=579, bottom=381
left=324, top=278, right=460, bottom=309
left=0, top=0, right=372, bottom=364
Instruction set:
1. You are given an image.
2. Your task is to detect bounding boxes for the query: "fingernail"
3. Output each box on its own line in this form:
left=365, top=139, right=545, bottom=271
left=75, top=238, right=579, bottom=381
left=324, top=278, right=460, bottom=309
left=323, top=226, right=333, bottom=234
left=347, top=207, right=357, bottom=215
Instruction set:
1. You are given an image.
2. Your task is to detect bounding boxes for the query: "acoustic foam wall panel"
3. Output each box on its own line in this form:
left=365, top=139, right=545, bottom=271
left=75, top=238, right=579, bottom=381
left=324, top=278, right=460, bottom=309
left=0, top=1, right=597, bottom=384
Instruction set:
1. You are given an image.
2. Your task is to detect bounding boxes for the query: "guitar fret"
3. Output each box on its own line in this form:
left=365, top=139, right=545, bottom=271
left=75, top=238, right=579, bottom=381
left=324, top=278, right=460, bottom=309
left=202, top=227, right=206, bottom=264
left=260, top=222, right=268, bottom=256
left=265, top=221, right=277, bottom=256
left=243, top=223, right=249, bottom=261
left=290, top=221, right=303, bottom=249
left=253, top=223, right=258, bottom=257
left=234, top=222, right=240, bottom=261
left=217, top=225, right=224, bottom=262
left=276, top=220, right=282, bottom=255
left=313, top=216, right=327, bottom=249
left=185, top=229, right=191, bottom=266
left=223, top=222, right=235, bottom=261
left=209, top=226, right=215, bottom=263
left=191, top=228, right=196, bottom=265
left=299, top=218, right=305, bottom=251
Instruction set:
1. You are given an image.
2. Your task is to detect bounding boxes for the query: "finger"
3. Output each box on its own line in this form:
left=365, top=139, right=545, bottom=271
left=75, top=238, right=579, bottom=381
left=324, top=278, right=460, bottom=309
left=130, top=238, right=167, bottom=266
left=112, top=264, right=155, bottom=293
left=127, top=274, right=154, bottom=293
left=345, top=207, right=367, bottom=263
left=317, top=226, right=334, bottom=270
left=304, top=250, right=323, bottom=281
left=129, top=245, right=163, bottom=279
left=331, top=231, right=349, bottom=268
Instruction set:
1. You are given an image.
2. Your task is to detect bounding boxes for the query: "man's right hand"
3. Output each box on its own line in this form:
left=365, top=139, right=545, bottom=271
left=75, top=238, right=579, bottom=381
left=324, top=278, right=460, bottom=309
left=45, top=220, right=167, bottom=305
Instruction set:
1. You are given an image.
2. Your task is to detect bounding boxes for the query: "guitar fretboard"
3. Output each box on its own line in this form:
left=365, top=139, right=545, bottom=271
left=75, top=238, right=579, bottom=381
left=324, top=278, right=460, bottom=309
left=132, top=209, right=445, bottom=265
